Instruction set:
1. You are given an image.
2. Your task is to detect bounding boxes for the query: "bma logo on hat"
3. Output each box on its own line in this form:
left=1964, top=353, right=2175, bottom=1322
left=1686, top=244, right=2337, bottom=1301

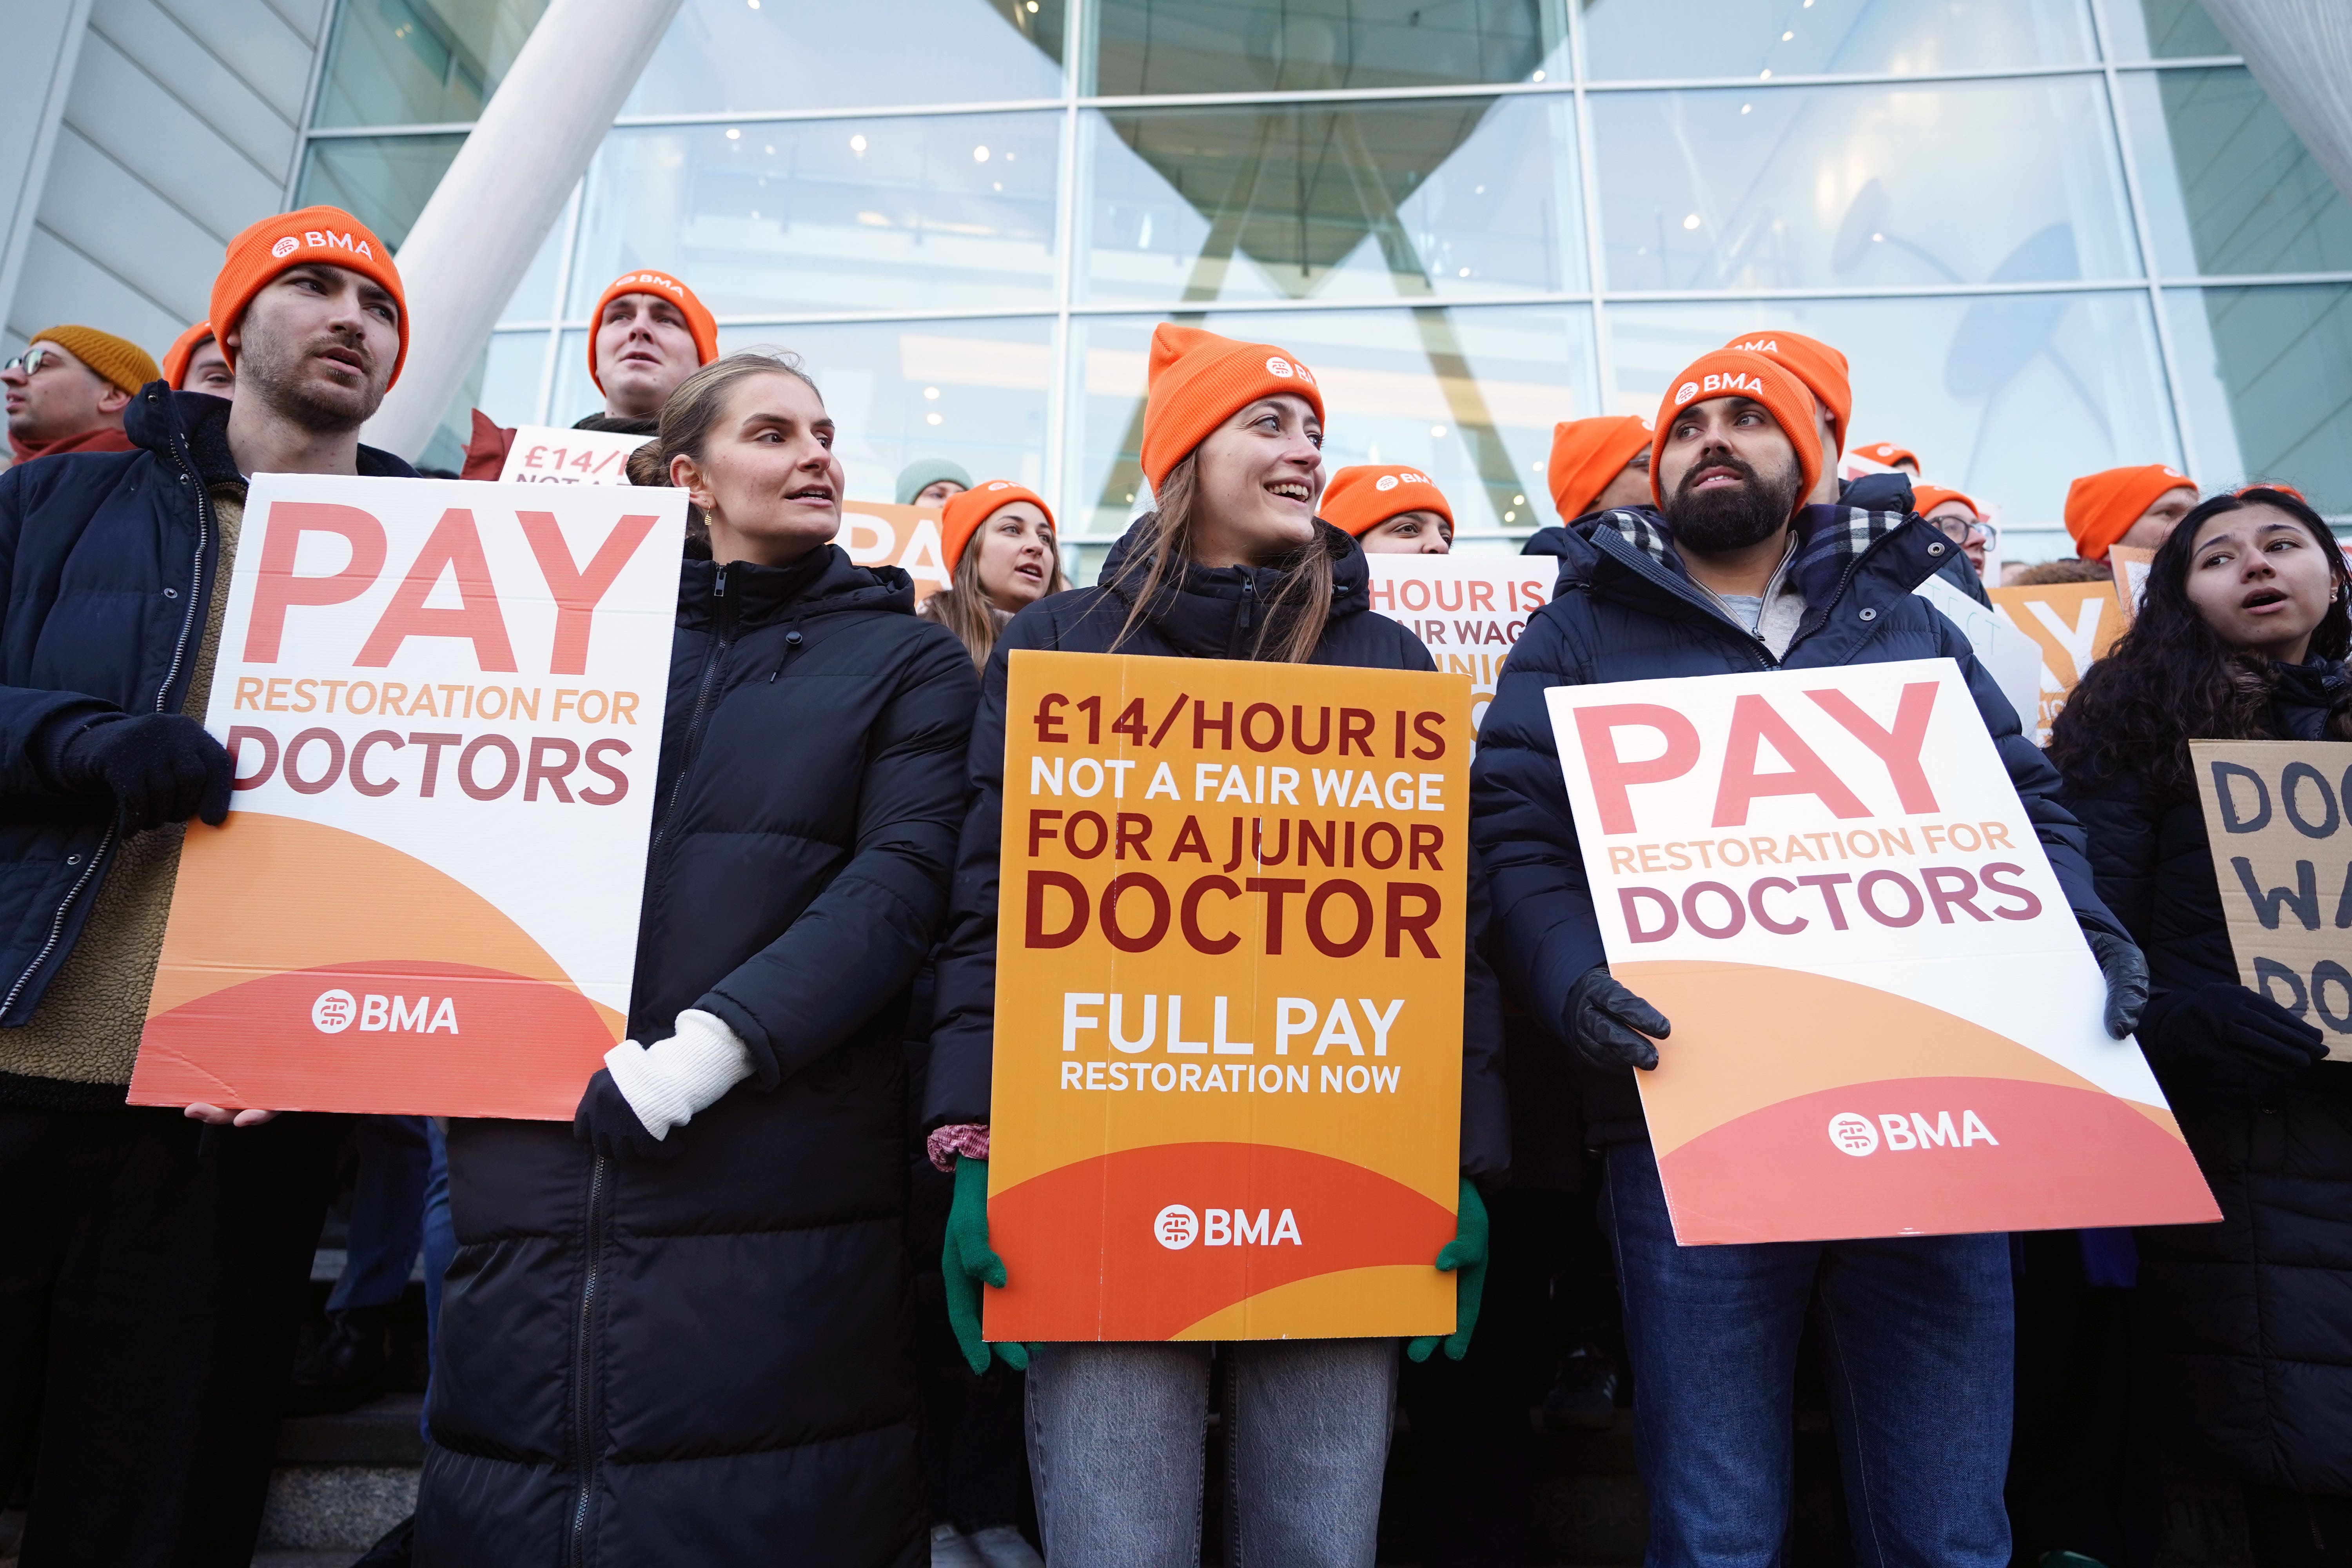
left=271, top=236, right=300, bottom=259
left=1375, top=475, right=1399, bottom=492
left=986, top=480, right=1012, bottom=491
left=1730, top=338, right=1778, bottom=354
left=1675, top=381, right=1701, bottom=407
left=1265, top=356, right=1294, bottom=379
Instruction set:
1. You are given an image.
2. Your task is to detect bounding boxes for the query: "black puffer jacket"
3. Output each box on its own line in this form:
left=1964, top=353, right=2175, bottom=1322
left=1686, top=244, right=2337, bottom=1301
left=920, top=518, right=1510, bottom=1180
left=2063, top=658, right=2352, bottom=1495
left=417, top=547, right=979, bottom=1567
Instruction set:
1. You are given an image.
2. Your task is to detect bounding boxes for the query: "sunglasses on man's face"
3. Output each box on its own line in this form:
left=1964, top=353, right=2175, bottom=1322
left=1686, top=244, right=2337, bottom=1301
left=1, top=347, right=64, bottom=377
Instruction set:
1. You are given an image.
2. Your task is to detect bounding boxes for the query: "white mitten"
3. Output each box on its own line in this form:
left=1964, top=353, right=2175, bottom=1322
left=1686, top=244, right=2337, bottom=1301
left=602, top=1009, right=755, bottom=1140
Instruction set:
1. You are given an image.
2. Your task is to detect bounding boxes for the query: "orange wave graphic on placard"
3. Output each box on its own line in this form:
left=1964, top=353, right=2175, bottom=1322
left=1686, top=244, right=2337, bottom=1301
left=984, top=1142, right=1456, bottom=1342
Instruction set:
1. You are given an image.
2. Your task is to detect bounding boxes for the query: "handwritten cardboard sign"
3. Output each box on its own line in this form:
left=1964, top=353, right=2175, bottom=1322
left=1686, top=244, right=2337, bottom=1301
left=1991, top=582, right=2127, bottom=746
left=129, top=475, right=686, bottom=1118
left=2190, top=740, right=2352, bottom=1061
left=1547, top=659, right=2217, bottom=1243
left=1365, top=554, right=1553, bottom=739
left=498, top=425, right=650, bottom=486
left=986, top=649, right=1472, bottom=1341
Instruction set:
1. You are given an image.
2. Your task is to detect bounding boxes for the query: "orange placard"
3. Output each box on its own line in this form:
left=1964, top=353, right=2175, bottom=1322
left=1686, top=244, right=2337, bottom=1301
left=1990, top=582, right=2127, bottom=746
left=985, top=650, right=1472, bottom=1341
left=2107, top=545, right=2155, bottom=622
left=835, top=501, right=948, bottom=601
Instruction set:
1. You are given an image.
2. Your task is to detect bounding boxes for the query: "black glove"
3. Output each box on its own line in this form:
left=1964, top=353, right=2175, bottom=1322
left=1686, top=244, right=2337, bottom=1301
left=2152, top=982, right=2327, bottom=1098
left=1564, top=966, right=1669, bottom=1072
left=573, top=1068, right=681, bottom=1161
left=58, top=713, right=232, bottom=834
left=2085, top=929, right=2149, bottom=1039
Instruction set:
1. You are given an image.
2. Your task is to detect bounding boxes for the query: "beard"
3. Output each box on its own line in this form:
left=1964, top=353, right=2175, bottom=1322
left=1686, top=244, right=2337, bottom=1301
left=1662, top=444, right=1802, bottom=554
left=239, top=330, right=383, bottom=435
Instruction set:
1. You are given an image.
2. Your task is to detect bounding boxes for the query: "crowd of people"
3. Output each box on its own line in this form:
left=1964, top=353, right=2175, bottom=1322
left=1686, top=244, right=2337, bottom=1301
left=0, top=202, right=2346, bottom=1568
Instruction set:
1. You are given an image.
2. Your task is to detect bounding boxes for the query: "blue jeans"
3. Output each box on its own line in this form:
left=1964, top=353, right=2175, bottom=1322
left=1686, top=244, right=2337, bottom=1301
left=325, top=1114, right=430, bottom=1312
left=1604, top=1142, right=2013, bottom=1568
left=418, top=1118, right=454, bottom=1445
left=1026, top=1338, right=1396, bottom=1568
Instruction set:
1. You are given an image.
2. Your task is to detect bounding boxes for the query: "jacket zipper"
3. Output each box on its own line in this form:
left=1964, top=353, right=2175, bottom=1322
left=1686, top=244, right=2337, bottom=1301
left=1593, top=521, right=1902, bottom=673
left=568, top=1153, right=610, bottom=1563
left=648, top=564, right=736, bottom=860
left=2, top=405, right=211, bottom=1022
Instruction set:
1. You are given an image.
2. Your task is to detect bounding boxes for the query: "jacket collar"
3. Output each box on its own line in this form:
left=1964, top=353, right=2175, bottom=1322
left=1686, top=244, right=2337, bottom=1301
left=676, top=543, right=915, bottom=630
left=1094, top=515, right=1367, bottom=660
left=124, top=381, right=417, bottom=486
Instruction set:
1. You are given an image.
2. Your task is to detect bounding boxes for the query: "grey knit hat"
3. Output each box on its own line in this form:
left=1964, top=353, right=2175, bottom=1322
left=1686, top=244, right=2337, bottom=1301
left=896, top=457, right=973, bottom=506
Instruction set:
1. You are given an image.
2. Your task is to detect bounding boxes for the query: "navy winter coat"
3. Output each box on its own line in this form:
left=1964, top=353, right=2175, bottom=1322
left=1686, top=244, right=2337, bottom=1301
left=2061, top=658, right=2352, bottom=1495
left=0, top=387, right=412, bottom=1101
left=417, top=546, right=978, bottom=1568
left=920, top=517, right=1512, bottom=1181
left=1472, top=503, right=2121, bottom=1147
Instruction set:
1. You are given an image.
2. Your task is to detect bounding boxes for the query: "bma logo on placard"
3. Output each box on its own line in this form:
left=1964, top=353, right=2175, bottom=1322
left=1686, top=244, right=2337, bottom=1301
left=1151, top=1203, right=1303, bottom=1248
left=312, top=989, right=460, bottom=1035
left=1827, top=1109, right=1998, bottom=1156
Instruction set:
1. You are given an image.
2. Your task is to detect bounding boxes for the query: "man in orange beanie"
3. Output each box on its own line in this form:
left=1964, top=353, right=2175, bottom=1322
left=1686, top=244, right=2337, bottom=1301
left=2065, top=464, right=2197, bottom=561
left=1724, top=329, right=1849, bottom=505
left=1471, top=342, right=2146, bottom=1568
left=160, top=322, right=235, bottom=398
left=1857, top=440, right=1920, bottom=475
left=462, top=269, right=717, bottom=479
left=1321, top=464, right=1453, bottom=552
left=3, top=327, right=159, bottom=467
left=0, top=203, right=412, bottom=1561
left=1548, top=415, right=1653, bottom=525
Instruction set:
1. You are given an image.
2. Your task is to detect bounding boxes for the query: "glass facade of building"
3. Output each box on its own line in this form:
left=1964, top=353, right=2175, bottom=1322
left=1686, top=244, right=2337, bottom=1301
left=300, top=0, right=2352, bottom=564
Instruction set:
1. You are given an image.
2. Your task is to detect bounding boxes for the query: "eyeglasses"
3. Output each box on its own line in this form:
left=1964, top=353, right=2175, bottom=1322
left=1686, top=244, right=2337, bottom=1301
left=0, top=347, right=61, bottom=377
left=1929, top=514, right=1992, bottom=545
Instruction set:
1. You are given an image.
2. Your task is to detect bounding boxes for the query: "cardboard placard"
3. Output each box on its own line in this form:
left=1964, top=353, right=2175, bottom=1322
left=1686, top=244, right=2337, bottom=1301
left=835, top=501, right=949, bottom=602
left=1546, top=659, right=2217, bottom=1243
left=2190, top=740, right=2352, bottom=1061
left=1364, top=554, right=1554, bottom=739
left=985, top=650, right=1472, bottom=1341
left=498, top=425, right=650, bottom=486
left=2108, top=545, right=2155, bottom=621
left=128, top=475, right=686, bottom=1118
left=1990, top=582, right=2127, bottom=747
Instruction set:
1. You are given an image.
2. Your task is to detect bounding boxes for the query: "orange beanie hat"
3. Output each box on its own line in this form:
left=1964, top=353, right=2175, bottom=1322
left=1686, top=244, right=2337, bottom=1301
left=2065, top=464, right=2194, bottom=561
left=1910, top=485, right=1980, bottom=520
left=1139, top=323, right=1323, bottom=489
left=160, top=323, right=213, bottom=390
left=1857, top=440, right=1919, bottom=470
left=1651, top=350, right=1823, bottom=515
left=1722, top=329, right=1849, bottom=452
left=942, top=480, right=1054, bottom=574
left=211, top=206, right=406, bottom=386
left=1320, top=465, right=1452, bottom=538
left=587, top=270, right=719, bottom=392
left=1547, top=415, right=1653, bottom=523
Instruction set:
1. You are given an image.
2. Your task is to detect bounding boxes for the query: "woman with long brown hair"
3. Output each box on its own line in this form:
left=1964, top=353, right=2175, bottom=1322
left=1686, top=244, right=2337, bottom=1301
left=918, top=480, right=1070, bottom=668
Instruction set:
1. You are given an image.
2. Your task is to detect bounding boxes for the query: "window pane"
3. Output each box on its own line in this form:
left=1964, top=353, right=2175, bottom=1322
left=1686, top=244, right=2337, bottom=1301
left=2101, top=0, right=2232, bottom=60
left=1591, top=78, right=2141, bottom=291
left=314, top=0, right=548, bottom=127
left=544, top=320, right=1055, bottom=499
left=2119, top=68, right=2352, bottom=278
left=1093, top=0, right=1553, bottom=96
left=567, top=116, right=1063, bottom=319
left=476, top=328, right=553, bottom=429
left=626, top=0, right=1064, bottom=116
left=1082, top=96, right=1584, bottom=307
left=2166, top=285, right=2352, bottom=512
left=1605, top=294, right=2178, bottom=555
left=1068, top=306, right=1598, bottom=547
left=1580, top=0, right=2094, bottom=79
left=297, top=134, right=467, bottom=249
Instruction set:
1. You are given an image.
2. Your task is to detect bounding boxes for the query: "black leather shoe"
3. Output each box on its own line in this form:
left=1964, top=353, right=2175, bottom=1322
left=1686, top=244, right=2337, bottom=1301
left=284, top=1305, right=388, bottom=1417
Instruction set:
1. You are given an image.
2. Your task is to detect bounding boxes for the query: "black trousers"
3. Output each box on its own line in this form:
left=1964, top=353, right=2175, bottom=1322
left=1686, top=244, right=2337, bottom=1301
left=0, top=1103, right=339, bottom=1567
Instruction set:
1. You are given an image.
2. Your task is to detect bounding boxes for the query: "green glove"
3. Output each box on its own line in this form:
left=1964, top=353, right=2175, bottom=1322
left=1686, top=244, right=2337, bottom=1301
left=941, top=1156, right=1029, bottom=1375
left=1406, top=1178, right=1489, bottom=1363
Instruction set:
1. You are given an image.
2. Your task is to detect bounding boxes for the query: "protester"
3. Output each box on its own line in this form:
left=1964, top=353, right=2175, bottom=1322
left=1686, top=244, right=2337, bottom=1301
left=3, top=326, right=159, bottom=468
left=2065, top=465, right=2198, bottom=561
left=1914, top=483, right=1991, bottom=575
left=1720, top=328, right=1851, bottom=506
left=458, top=268, right=717, bottom=478
left=1322, top=463, right=1454, bottom=554
left=900, top=457, right=972, bottom=508
left=2049, top=488, right=2351, bottom=1568
left=921, top=323, right=1508, bottom=1568
left=1471, top=346, right=2147, bottom=1568
left=0, top=204, right=411, bottom=1566
left=920, top=479, right=1071, bottom=668
left=160, top=323, right=234, bottom=397
left=416, top=350, right=978, bottom=1566
left=1857, top=440, right=1920, bottom=474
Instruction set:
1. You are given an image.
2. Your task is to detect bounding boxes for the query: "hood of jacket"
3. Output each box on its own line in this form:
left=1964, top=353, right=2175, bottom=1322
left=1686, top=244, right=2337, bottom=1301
left=1091, top=514, right=1370, bottom=660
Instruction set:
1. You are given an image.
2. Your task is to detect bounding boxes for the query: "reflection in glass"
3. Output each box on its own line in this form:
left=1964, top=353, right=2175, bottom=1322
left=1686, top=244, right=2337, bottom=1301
left=2100, top=0, right=2232, bottom=60
left=1071, top=307, right=1598, bottom=547
left=2120, top=69, right=2352, bottom=278
left=1083, top=97, right=1584, bottom=307
left=468, top=329, right=555, bottom=432
left=1093, top=0, right=1550, bottom=96
left=568, top=116, right=1063, bottom=318
left=1606, top=294, right=2176, bottom=541
left=297, top=134, right=466, bottom=249
left=627, top=0, right=1063, bottom=116
left=1591, top=78, right=2140, bottom=291
left=1580, top=0, right=2093, bottom=80
left=2165, top=286, right=2352, bottom=512
left=544, top=319, right=1054, bottom=501
left=314, top=0, right=548, bottom=127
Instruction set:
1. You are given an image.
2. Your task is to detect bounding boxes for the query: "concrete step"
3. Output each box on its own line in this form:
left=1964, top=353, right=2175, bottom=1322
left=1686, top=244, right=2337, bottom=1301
left=256, top=1394, right=421, bottom=1557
